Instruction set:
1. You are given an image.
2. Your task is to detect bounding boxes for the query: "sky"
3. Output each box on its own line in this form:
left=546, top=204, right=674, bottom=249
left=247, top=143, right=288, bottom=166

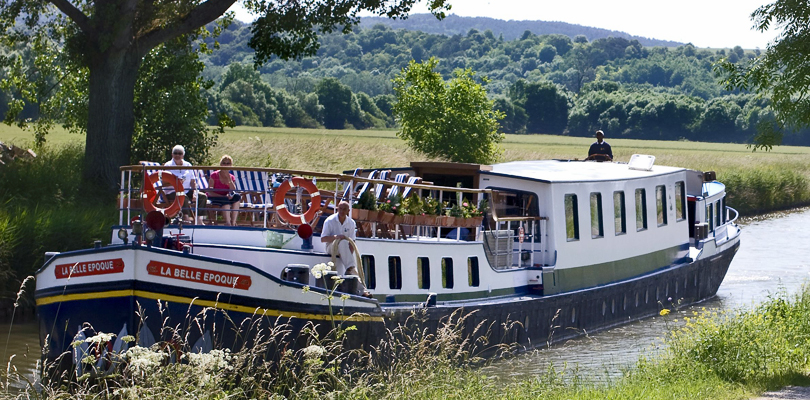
left=230, top=0, right=777, bottom=49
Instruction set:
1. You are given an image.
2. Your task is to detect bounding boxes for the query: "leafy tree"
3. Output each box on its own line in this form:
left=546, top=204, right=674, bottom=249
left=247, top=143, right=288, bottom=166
left=316, top=77, right=355, bottom=129
left=521, top=81, right=570, bottom=134
left=131, top=36, right=218, bottom=165
left=393, top=57, right=504, bottom=164
left=538, top=44, right=557, bottom=64
left=716, top=0, right=810, bottom=149
left=0, top=0, right=449, bottom=192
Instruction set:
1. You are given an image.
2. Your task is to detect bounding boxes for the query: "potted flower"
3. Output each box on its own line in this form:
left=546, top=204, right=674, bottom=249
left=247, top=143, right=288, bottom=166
left=461, top=199, right=485, bottom=227
left=446, top=202, right=464, bottom=227
left=378, top=194, right=401, bottom=224
left=353, top=189, right=376, bottom=221
left=401, top=193, right=422, bottom=225
left=422, top=197, right=440, bottom=226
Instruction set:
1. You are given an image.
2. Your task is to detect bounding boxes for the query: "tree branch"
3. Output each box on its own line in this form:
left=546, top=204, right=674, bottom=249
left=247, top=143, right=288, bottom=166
left=49, top=0, right=92, bottom=35
left=137, top=0, right=236, bottom=54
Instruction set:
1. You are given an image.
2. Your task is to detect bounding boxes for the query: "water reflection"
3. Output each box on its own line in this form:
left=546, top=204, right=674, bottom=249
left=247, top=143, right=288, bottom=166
left=484, top=207, right=810, bottom=381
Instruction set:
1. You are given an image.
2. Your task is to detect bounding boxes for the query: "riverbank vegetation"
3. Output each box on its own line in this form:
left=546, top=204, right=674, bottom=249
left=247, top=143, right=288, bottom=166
left=4, top=282, right=810, bottom=399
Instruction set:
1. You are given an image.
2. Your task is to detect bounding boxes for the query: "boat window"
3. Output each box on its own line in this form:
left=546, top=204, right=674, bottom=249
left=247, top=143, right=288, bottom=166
left=417, top=257, right=430, bottom=289
left=590, top=192, right=604, bottom=239
left=675, top=181, right=686, bottom=221
left=715, top=200, right=721, bottom=227
left=656, top=185, right=667, bottom=227
left=361, top=255, right=376, bottom=290
left=487, top=188, right=541, bottom=238
left=564, top=194, right=579, bottom=241
left=722, top=198, right=727, bottom=223
left=614, top=191, right=626, bottom=235
left=707, top=203, right=714, bottom=231
left=442, top=258, right=454, bottom=289
left=635, top=189, right=647, bottom=231
left=490, top=189, right=540, bottom=218
left=388, top=256, right=402, bottom=290
left=468, top=257, right=480, bottom=287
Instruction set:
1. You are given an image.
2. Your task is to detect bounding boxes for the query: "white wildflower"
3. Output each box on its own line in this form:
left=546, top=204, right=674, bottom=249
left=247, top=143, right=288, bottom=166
left=125, top=346, right=166, bottom=375
left=121, top=335, right=136, bottom=343
left=340, top=294, right=350, bottom=301
left=302, top=345, right=325, bottom=359
left=311, top=263, right=330, bottom=279
left=85, top=332, right=115, bottom=344
left=186, top=349, right=233, bottom=372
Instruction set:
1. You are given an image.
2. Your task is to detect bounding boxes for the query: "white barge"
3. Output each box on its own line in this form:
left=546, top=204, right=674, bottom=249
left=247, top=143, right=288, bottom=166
left=35, top=156, right=740, bottom=364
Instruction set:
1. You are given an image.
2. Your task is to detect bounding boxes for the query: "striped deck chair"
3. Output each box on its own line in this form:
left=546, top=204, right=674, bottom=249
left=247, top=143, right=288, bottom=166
left=341, top=168, right=362, bottom=201
left=374, top=170, right=391, bottom=201
left=354, top=170, right=378, bottom=200
left=233, top=170, right=271, bottom=225
left=386, top=173, right=409, bottom=198
left=401, top=176, right=423, bottom=198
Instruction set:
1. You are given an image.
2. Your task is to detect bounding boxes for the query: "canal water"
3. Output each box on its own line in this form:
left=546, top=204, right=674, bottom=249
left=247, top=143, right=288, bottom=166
left=2, top=208, right=809, bottom=383
left=482, top=207, right=810, bottom=381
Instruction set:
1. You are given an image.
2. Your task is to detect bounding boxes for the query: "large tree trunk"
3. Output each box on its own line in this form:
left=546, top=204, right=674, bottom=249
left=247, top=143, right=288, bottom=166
left=83, top=50, right=143, bottom=194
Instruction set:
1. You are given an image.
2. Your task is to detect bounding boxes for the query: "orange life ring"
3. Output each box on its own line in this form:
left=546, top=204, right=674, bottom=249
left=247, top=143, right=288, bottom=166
left=274, top=177, right=321, bottom=225
left=142, top=171, right=184, bottom=218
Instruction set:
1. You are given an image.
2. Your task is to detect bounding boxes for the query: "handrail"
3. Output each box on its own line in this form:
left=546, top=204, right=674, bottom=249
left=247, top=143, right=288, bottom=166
left=121, top=164, right=495, bottom=194
left=492, top=216, right=547, bottom=222
left=725, top=206, right=739, bottom=225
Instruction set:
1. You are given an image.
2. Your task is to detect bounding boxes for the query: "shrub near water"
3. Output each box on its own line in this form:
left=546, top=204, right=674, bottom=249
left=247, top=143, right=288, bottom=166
left=0, top=144, right=115, bottom=300
left=721, top=166, right=810, bottom=215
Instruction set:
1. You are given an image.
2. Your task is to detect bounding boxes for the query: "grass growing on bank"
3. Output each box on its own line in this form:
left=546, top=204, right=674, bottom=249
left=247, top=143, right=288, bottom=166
left=5, top=286, right=810, bottom=399
left=0, top=144, right=115, bottom=301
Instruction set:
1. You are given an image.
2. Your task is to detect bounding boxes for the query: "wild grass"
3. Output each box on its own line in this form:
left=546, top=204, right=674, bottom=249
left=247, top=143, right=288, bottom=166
left=0, top=144, right=115, bottom=300
left=6, top=285, right=810, bottom=399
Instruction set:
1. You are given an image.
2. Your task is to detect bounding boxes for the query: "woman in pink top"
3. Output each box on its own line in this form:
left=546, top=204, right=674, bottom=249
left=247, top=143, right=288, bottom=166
left=207, top=155, right=241, bottom=226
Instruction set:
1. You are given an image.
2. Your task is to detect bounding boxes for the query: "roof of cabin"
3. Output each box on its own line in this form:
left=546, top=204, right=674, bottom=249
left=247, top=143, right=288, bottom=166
left=485, top=160, right=686, bottom=183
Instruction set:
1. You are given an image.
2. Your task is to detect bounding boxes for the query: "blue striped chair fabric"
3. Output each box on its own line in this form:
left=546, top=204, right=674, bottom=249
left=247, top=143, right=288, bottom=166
left=374, top=170, right=391, bottom=201
left=355, top=170, right=378, bottom=200
left=401, top=176, right=423, bottom=198
left=231, top=170, right=271, bottom=209
left=387, top=173, right=410, bottom=198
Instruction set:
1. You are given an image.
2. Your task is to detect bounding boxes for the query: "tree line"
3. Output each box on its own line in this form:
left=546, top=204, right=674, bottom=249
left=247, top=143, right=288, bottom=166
left=199, top=20, right=810, bottom=145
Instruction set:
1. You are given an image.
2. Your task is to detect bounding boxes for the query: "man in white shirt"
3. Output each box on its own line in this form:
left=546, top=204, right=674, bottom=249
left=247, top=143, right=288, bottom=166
left=164, top=145, right=206, bottom=222
left=321, top=201, right=358, bottom=274
left=321, top=201, right=370, bottom=297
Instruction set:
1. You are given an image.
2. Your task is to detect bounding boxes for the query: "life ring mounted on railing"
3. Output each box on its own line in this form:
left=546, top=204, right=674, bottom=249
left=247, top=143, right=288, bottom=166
left=142, top=171, right=183, bottom=218
left=274, top=177, right=321, bottom=225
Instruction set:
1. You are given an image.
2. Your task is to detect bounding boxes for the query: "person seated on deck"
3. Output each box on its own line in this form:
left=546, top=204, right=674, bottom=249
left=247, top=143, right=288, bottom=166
left=164, top=145, right=207, bottom=223
left=207, top=155, right=241, bottom=226
left=586, top=130, right=613, bottom=162
left=321, top=201, right=372, bottom=298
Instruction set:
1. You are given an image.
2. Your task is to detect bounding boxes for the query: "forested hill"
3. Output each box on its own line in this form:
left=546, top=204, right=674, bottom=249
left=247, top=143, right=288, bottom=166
left=358, top=14, right=683, bottom=48
left=196, top=19, right=809, bottom=146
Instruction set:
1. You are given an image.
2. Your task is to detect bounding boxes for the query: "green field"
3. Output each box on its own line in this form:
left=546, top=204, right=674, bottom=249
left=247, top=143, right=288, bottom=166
left=4, top=124, right=810, bottom=173
left=4, top=125, right=809, bottom=215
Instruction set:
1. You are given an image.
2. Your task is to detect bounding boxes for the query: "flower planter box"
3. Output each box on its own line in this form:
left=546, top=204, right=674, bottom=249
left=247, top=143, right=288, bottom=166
left=392, top=215, right=404, bottom=225
left=402, top=214, right=415, bottom=225
left=442, top=216, right=456, bottom=227
left=380, top=212, right=396, bottom=224
left=353, top=208, right=368, bottom=221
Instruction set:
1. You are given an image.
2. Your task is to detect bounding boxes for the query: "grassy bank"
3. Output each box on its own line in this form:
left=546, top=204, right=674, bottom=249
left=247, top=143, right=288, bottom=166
left=4, top=286, right=810, bottom=399
left=0, top=144, right=115, bottom=302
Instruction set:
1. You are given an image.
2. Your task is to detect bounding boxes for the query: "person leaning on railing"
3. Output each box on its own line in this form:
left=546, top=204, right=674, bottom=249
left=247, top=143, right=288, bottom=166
left=164, top=144, right=207, bottom=223
left=207, top=155, right=241, bottom=226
